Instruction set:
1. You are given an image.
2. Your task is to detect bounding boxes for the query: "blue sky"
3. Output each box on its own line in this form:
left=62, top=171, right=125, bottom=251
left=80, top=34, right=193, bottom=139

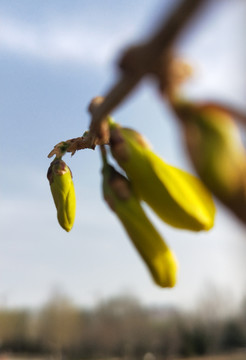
left=0, top=0, right=246, bottom=310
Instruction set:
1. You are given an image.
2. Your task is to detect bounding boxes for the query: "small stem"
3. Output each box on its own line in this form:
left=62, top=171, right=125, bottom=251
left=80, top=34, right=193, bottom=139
left=47, top=134, right=95, bottom=158
left=99, top=145, right=108, bottom=166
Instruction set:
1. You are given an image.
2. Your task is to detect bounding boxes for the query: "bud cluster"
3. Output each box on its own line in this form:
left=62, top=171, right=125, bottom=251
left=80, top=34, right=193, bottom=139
left=47, top=90, right=246, bottom=287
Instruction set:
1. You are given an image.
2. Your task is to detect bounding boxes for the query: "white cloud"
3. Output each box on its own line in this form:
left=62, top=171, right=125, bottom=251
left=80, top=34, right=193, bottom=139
left=0, top=17, right=135, bottom=66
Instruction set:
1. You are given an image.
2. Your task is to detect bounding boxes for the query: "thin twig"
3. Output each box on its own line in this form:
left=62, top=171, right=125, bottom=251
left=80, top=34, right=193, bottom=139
left=47, top=134, right=95, bottom=158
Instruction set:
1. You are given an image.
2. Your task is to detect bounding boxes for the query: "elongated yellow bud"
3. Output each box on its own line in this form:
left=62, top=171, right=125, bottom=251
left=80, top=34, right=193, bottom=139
left=110, top=123, right=215, bottom=231
left=47, top=158, right=76, bottom=232
left=102, top=163, right=178, bottom=288
left=174, top=101, right=246, bottom=200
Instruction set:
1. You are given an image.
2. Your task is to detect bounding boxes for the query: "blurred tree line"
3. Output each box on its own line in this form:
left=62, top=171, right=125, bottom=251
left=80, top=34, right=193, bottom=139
left=0, top=291, right=246, bottom=359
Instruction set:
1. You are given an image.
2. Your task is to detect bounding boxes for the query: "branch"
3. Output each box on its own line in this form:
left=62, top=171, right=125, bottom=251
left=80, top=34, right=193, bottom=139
left=47, top=134, right=96, bottom=158
left=89, top=0, right=208, bottom=137
left=48, top=0, right=209, bottom=157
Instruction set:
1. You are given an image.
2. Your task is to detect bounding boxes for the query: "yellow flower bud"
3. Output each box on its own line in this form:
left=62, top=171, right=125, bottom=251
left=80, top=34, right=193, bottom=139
left=102, top=163, right=178, bottom=288
left=174, top=101, right=246, bottom=200
left=47, top=159, right=76, bottom=232
left=109, top=123, right=215, bottom=232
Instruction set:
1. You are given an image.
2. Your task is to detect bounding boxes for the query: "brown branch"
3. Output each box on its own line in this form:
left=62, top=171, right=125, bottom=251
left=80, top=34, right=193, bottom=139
left=48, top=0, right=209, bottom=158
left=47, top=134, right=96, bottom=158
left=89, top=74, right=141, bottom=138
left=89, top=0, right=208, bottom=137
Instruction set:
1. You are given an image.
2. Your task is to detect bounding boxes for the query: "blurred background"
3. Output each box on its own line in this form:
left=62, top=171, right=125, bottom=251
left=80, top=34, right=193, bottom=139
left=0, top=0, right=246, bottom=358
